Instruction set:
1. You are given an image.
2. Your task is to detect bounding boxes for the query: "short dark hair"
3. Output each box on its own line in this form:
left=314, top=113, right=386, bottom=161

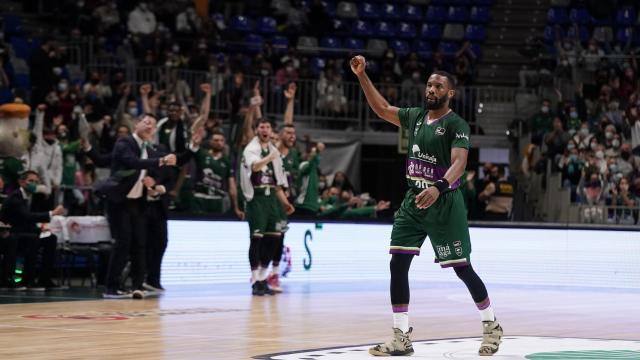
left=19, top=170, right=40, bottom=181
left=280, top=123, right=295, bottom=131
left=168, top=102, right=181, bottom=108
left=256, top=118, right=273, bottom=127
left=431, top=70, right=456, bottom=89
left=143, top=113, right=158, bottom=121
left=211, top=130, right=225, bottom=137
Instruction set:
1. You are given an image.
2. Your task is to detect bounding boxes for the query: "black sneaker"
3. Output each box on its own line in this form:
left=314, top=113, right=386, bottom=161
left=252, top=281, right=264, bottom=296
left=38, top=280, right=69, bottom=291
left=261, top=280, right=275, bottom=296
left=103, top=289, right=132, bottom=299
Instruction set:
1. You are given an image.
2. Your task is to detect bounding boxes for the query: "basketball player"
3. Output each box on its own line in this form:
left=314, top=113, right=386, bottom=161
left=350, top=55, right=503, bottom=356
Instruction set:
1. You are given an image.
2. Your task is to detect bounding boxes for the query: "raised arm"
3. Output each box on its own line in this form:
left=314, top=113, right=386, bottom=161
left=34, top=104, right=46, bottom=142
left=283, top=82, right=296, bottom=125
left=350, top=55, right=400, bottom=126
left=139, top=84, right=152, bottom=114
left=190, top=83, right=212, bottom=134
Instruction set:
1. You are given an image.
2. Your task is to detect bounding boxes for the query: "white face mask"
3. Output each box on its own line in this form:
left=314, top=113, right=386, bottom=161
left=541, top=105, right=549, bottom=114
left=570, top=111, right=578, bottom=119
left=612, top=139, right=620, bottom=148
left=580, top=128, right=589, bottom=136
left=128, top=107, right=138, bottom=117
left=596, top=150, right=604, bottom=159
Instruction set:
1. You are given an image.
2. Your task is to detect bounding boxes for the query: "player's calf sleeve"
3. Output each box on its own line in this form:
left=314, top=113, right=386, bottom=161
left=390, top=254, right=414, bottom=311
left=272, top=234, right=284, bottom=266
left=260, top=236, right=275, bottom=268
left=454, top=264, right=489, bottom=304
left=249, top=237, right=261, bottom=270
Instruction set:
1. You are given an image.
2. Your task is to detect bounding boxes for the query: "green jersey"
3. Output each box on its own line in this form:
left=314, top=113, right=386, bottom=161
left=399, top=108, right=470, bottom=191
left=281, top=147, right=301, bottom=199
left=295, top=153, right=321, bottom=212
left=60, top=140, right=81, bottom=186
left=194, top=149, right=232, bottom=195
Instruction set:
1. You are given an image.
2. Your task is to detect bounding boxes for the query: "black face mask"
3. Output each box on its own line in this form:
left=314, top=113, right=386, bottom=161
left=45, top=138, right=55, bottom=145
left=621, top=151, right=631, bottom=161
left=85, top=164, right=95, bottom=172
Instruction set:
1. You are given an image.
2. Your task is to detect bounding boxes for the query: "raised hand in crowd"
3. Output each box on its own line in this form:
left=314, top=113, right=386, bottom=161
left=284, top=82, right=297, bottom=99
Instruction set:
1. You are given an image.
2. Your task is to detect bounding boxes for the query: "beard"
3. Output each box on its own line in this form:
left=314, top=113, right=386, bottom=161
left=425, top=93, right=449, bottom=110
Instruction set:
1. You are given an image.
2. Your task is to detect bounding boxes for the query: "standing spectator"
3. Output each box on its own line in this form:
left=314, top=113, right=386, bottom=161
left=127, top=2, right=157, bottom=35
left=275, top=61, right=299, bottom=88
left=295, top=142, right=325, bottom=216
left=605, top=176, right=636, bottom=224
left=29, top=39, right=55, bottom=105
left=529, top=99, right=554, bottom=141
left=544, top=116, right=571, bottom=166
left=175, top=6, right=202, bottom=35
left=93, top=1, right=121, bottom=34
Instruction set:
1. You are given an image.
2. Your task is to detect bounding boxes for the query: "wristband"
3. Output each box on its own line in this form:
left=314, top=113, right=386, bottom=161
left=433, top=179, right=450, bottom=193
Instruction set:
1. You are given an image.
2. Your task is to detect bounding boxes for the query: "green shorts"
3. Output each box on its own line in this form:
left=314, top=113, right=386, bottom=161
left=246, top=191, right=283, bottom=238
left=390, top=189, right=471, bottom=268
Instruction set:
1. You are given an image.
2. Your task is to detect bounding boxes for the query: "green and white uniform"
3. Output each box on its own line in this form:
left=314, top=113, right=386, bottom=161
left=390, top=107, right=472, bottom=268
left=295, top=153, right=321, bottom=213
left=277, top=147, right=301, bottom=230
left=192, top=149, right=233, bottom=214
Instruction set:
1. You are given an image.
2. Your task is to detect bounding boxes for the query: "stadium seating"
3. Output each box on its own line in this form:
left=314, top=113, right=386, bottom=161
left=352, top=20, right=373, bottom=37
left=566, top=26, right=589, bottom=43
left=470, top=7, right=490, bottom=23
left=402, top=4, right=422, bottom=21
left=420, top=23, right=443, bottom=40
left=375, top=21, right=396, bottom=38
left=359, top=2, right=380, bottom=19
left=389, top=39, right=410, bottom=56
left=244, top=34, right=264, bottom=53
left=443, top=23, right=465, bottom=41
left=256, top=16, right=277, bottom=34
left=344, top=37, right=365, bottom=51
left=229, top=15, right=252, bottom=32
left=337, top=1, right=358, bottom=19
left=381, top=3, right=401, bottom=19
left=547, top=8, right=569, bottom=25
left=397, top=22, right=417, bottom=39
left=616, top=7, right=636, bottom=26
left=568, top=8, right=590, bottom=25
left=426, top=6, right=448, bottom=23
left=413, top=39, right=432, bottom=58
left=465, top=24, right=486, bottom=41
left=271, top=35, right=289, bottom=53
left=447, top=6, right=469, bottom=23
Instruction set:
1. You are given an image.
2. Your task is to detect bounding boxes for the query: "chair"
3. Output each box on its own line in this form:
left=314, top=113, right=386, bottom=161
left=271, top=35, right=289, bottom=53
left=438, top=41, right=459, bottom=56
left=397, top=22, right=417, bottom=39
left=320, top=36, right=342, bottom=50
left=547, top=7, right=569, bottom=25
left=375, top=21, right=397, bottom=38
left=297, top=36, right=319, bottom=51
left=615, top=7, right=636, bottom=26
left=389, top=39, right=410, bottom=56
left=322, top=0, right=337, bottom=17
left=229, top=15, right=252, bottom=32
left=360, top=2, right=381, bottom=19
left=352, top=20, right=373, bottom=37
left=470, top=7, right=490, bottom=23
left=616, top=27, right=634, bottom=44
left=337, top=1, right=359, bottom=19
left=567, top=26, right=589, bottom=43
left=443, top=23, right=465, bottom=41
left=2, top=14, right=23, bottom=36
left=330, top=18, right=348, bottom=34
left=244, top=34, right=264, bottom=53
left=447, top=6, right=469, bottom=23
left=381, top=3, right=400, bottom=19
left=420, top=23, right=443, bottom=40
left=464, top=24, right=486, bottom=41
left=310, top=57, right=326, bottom=76
left=256, top=16, right=277, bottom=34
left=569, top=8, right=590, bottom=25
left=344, top=37, right=365, bottom=50
left=413, top=40, right=433, bottom=59
left=402, top=4, right=422, bottom=21
left=366, top=39, right=388, bottom=57
left=426, top=6, right=448, bottom=23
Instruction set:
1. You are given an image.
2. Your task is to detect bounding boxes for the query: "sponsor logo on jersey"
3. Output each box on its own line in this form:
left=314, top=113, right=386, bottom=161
left=435, top=127, right=446, bottom=135
left=455, top=132, right=469, bottom=141
left=411, top=145, right=437, bottom=164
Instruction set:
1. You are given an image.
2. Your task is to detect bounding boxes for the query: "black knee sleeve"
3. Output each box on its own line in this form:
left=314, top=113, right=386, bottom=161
left=249, top=237, right=260, bottom=270
left=454, top=265, right=488, bottom=303
left=390, top=254, right=414, bottom=307
left=260, top=236, right=277, bottom=268
left=272, top=234, right=284, bottom=265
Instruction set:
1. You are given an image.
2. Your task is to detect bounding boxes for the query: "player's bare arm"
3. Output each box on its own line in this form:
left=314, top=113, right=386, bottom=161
left=415, top=147, right=468, bottom=209
left=350, top=55, right=401, bottom=127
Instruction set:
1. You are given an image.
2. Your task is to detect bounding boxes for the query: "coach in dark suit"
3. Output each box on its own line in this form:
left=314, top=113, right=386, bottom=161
left=0, top=171, right=65, bottom=290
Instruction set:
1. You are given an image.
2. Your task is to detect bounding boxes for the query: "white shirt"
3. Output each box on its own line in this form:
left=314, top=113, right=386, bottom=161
left=126, top=133, right=148, bottom=199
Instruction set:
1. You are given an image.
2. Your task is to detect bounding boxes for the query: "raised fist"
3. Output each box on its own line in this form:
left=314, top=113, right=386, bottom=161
left=284, top=82, right=297, bottom=99
left=350, top=55, right=366, bottom=76
left=200, top=83, right=211, bottom=93
left=139, top=84, right=152, bottom=96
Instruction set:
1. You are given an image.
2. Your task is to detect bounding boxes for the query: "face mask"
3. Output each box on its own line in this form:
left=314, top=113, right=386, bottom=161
left=541, top=106, right=549, bottom=114
left=596, top=150, right=604, bottom=159
left=570, top=111, right=578, bottom=119
left=128, top=107, right=138, bottom=117
left=580, top=128, right=589, bottom=136
left=25, top=183, right=37, bottom=194
left=620, top=184, right=629, bottom=192
left=621, top=151, right=631, bottom=161
left=612, top=139, right=620, bottom=148
left=58, top=131, right=68, bottom=139
left=58, top=82, right=68, bottom=92
left=45, top=138, right=56, bottom=145
left=610, top=164, right=618, bottom=172
left=609, top=102, right=619, bottom=111
left=567, top=143, right=576, bottom=150
left=569, top=154, right=578, bottom=162
left=569, top=128, right=576, bottom=136
left=260, top=69, right=269, bottom=76
left=53, top=67, right=63, bottom=76
left=590, top=143, right=598, bottom=151
left=318, top=182, right=326, bottom=190
left=605, top=132, right=614, bottom=140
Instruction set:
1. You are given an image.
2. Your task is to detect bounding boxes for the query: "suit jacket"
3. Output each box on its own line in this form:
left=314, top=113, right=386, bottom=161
left=0, top=189, right=50, bottom=234
left=145, top=144, right=178, bottom=219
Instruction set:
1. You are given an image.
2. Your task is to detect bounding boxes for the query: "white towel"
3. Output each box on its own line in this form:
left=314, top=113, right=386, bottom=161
left=240, top=136, right=288, bottom=201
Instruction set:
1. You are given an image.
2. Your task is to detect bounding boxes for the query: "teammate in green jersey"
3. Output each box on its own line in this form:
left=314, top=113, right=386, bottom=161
left=351, top=55, right=503, bottom=357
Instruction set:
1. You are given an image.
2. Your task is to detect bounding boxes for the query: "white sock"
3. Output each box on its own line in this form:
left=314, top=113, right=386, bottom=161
left=258, top=267, right=269, bottom=281
left=251, top=270, right=259, bottom=284
left=271, top=265, right=279, bottom=276
left=393, top=312, right=409, bottom=333
left=480, top=306, right=495, bottom=322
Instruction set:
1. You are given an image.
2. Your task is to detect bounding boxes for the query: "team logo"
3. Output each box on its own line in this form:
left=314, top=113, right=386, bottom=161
left=435, top=127, right=446, bottom=135
left=453, top=240, right=462, bottom=247
left=455, top=132, right=469, bottom=141
left=254, top=336, right=640, bottom=359
left=455, top=247, right=463, bottom=256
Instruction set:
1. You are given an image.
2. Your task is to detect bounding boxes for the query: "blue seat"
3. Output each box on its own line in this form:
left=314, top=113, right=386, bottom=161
left=2, top=14, right=23, bottom=35
left=271, top=35, right=289, bottom=53
left=420, top=24, right=443, bottom=40
left=381, top=3, right=400, bottom=19
left=360, top=2, right=381, bottom=19
left=211, top=13, right=225, bottom=27
left=447, top=6, right=469, bottom=23
left=320, top=36, right=342, bottom=49
left=344, top=37, right=365, bottom=50
left=244, top=34, right=264, bottom=53
left=567, top=26, right=589, bottom=43
left=471, top=0, right=493, bottom=5
left=449, top=0, right=471, bottom=5
left=591, top=15, right=612, bottom=26
left=464, top=24, right=485, bottom=41
left=310, top=57, right=326, bottom=76
left=14, top=73, right=30, bottom=89
left=469, top=7, right=490, bottom=23
left=10, top=37, right=34, bottom=59
left=438, top=41, right=459, bottom=56
left=569, top=8, right=590, bottom=25
left=543, top=25, right=564, bottom=44
left=413, top=40, right=432, bottom=59
left=402, top=4, right=422, bottom=21
left=617, top=27, right=634, bottom=44
left=256, top=16, right=277, bottom=34
left=426, top=6, right=447, bottom=23
left=389, top=39, right=410, bottom=56
left=330, top=19, right=348, bottom=34
left=322, top=0, right=337, bottom=17
left=230, top=15, right=252, bottom=32
left=547, top=8, right=569, bottom=25
left=352, top=20, right=373, bottom=37
left=375, top=21, right=396, bottom=38
left=470, top=42, right=482, bottom=59
left=397, top=22, right=416, bottom=39
left=616, top=7, right=636, bottom=26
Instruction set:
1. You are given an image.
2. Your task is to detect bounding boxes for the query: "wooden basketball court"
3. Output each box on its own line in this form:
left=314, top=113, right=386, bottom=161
left=1, top=280, right=638, bottom=359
